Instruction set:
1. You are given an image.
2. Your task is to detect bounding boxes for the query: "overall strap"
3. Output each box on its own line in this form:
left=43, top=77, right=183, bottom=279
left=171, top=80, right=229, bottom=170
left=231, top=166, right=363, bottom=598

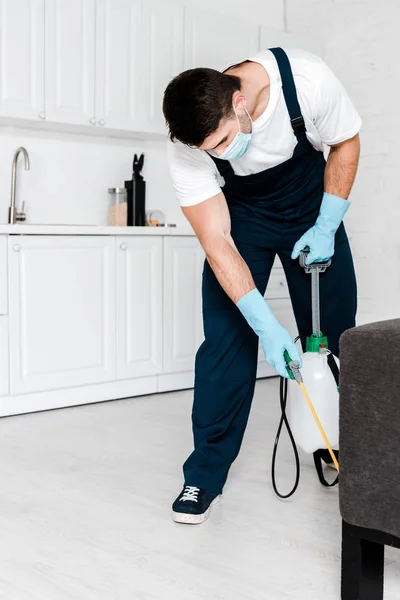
left=269, top=47, right=307, bottom=139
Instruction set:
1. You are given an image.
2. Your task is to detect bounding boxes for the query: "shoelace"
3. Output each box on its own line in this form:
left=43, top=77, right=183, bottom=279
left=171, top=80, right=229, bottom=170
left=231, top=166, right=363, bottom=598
left=181, top=486, right=200, bottom=502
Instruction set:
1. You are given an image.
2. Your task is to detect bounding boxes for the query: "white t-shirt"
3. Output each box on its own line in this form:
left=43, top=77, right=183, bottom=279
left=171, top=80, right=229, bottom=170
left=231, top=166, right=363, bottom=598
left=167, top=48, right=362, bottom=207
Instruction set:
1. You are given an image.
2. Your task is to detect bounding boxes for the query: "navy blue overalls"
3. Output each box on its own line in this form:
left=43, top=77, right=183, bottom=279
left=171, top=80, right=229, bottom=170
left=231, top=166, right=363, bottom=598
left=183, top=48, right=357, bottom=495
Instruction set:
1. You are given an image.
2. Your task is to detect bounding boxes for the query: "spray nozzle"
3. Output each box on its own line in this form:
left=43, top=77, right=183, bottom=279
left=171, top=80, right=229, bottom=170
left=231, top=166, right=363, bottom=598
left=283, top=350, right=303, bottom=383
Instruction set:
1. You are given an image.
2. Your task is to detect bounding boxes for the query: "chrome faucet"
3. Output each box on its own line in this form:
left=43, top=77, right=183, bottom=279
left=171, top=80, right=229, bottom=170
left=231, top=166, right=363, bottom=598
left=9, top=147, right=30, bottom=224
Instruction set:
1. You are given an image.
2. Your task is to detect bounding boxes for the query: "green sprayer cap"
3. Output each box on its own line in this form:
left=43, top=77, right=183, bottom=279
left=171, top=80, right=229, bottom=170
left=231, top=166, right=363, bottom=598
left=306, top=334, right=329, bottom=353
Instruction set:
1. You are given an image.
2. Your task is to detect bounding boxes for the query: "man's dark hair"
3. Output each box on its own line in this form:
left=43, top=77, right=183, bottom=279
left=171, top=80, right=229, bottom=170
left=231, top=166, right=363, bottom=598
left=163, top=68, right=241, bottom=147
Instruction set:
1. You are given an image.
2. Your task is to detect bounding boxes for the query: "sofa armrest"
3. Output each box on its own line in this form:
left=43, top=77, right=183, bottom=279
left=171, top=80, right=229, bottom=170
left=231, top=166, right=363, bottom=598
left=339, top=319, right=400, bottom=538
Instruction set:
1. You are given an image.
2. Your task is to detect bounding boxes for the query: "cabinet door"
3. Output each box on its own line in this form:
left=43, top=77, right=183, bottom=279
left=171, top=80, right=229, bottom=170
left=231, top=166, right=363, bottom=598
left=0, top=317, right=9, bottom=396
left=8, top=236, right=116, bottom=394
left=45, top=0, right=96, bottom=125
left=96, top=0, right=143, bottom=130
left=0, top=0, right=44, bottom=119
left=142, top=0, right=184, bottom=133
left=184, top=7, right=259, bottom=71
left=116, top=237, right=163, bottom=379
left=163, top=237, right=204, bottom=374
left=0, top=236, right=8, bottom=315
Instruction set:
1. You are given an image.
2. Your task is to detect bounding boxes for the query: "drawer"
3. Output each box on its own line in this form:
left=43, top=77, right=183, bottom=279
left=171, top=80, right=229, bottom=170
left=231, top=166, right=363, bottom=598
left=0, top=317, right=9, bottom=396
left=265, top=268, right=290, bottom=300
left=0, top=236, right=7, bottom=314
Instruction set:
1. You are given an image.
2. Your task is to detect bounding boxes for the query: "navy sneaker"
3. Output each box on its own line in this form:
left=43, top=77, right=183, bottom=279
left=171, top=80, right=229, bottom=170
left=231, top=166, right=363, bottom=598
left=172, top=486, right=220, bottom=525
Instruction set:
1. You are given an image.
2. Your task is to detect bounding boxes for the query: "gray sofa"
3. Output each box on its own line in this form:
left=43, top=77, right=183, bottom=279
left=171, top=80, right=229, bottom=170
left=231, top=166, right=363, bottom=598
left=339, top=319, right=400, bottom=599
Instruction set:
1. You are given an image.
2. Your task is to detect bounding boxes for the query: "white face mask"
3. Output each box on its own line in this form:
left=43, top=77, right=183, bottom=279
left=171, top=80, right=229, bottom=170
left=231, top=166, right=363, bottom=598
left=218, top=106, right=252, bottom=161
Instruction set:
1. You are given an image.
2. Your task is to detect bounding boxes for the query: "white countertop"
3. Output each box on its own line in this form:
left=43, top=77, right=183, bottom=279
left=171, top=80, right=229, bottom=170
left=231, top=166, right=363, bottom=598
left=0, top=224, right=195, bottom=236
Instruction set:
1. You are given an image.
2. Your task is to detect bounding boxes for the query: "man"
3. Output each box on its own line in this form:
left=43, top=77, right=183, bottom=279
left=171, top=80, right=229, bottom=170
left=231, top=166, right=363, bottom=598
left=163, top=47, right=360, bottom=525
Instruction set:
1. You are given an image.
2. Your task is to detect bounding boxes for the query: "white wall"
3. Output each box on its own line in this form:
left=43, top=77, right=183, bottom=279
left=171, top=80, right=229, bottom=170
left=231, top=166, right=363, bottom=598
left=0, top=126, right=183, bottom=227
left=182, top=0, right=284, bottom=30
left=286, top=0, right=400, bottom=325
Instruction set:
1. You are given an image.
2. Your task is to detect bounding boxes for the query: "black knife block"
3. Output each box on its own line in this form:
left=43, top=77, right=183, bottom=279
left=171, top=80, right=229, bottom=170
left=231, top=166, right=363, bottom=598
left=125, top=153, right=146, bottom=226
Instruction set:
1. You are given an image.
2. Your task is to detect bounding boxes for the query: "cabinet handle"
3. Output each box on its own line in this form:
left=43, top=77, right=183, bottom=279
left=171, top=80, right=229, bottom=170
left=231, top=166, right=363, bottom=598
left=13, top=245, right=20, bottom=253
left=38, top=112, right=46, bottom=120
left=120, top=243, right=127, bottom=250
left=89, top=118, right=96, bottom=125
left=99, top=119, right=105, bottom=127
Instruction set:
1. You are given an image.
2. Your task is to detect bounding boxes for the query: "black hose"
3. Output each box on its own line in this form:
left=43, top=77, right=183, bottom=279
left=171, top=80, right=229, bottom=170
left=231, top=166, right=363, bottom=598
left=271, top=335, right=302, bottom=499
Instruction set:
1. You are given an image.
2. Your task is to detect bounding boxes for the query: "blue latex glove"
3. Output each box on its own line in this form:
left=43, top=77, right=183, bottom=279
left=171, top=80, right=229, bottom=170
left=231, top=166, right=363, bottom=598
left=237, top=288, right=302, bottom=378
left=291, top=193, right=350, bottom=265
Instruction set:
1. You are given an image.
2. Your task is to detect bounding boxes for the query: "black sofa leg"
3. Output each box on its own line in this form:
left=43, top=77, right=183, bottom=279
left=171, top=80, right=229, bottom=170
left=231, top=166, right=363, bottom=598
left=342, top=520, right=362, bottom=599
left=341, top=520, right=385, bottom=600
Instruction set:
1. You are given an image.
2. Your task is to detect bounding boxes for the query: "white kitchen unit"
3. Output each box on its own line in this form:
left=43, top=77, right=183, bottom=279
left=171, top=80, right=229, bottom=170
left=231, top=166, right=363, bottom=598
left=184, top=7, right=260, bottom=71
left=160, top=236, right=204, bottom=392
left=0, top=0, right=322, bottom=136
left=116, top=236, right=163, bottom=380
left=0, top=235, right=8, bottom=395
left=0, top=317, right=9, bottom=397
left=95, top=0, right=185, bottom=133
left=0, top=235, right=7, bottom=315
left=95, top=0, right=143, bottom=131
left=8, top=235, right=116, bottom=395
left=45, top=0, right=96, bottom=126
left=0, top=0, right=45, bottom=120
left=0, top=226, right=296, bottom=417
left=141, top=0, right=184, bottom=133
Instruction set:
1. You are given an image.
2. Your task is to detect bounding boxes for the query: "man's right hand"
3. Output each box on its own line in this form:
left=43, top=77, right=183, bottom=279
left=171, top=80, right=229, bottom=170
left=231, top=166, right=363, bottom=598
left=237, top=288, right=301, bottom=378
left=259, top=322, right=301, bottom=378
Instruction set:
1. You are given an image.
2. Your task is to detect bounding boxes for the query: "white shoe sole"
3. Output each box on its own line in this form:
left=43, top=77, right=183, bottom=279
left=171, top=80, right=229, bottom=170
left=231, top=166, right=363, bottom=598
left=172, top=495, right=221, bottom=525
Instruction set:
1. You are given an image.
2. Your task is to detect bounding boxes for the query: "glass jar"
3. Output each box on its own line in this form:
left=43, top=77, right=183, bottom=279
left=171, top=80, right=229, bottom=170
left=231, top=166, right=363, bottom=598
left=108, top=188, right=128, bottom=226
left=146, top=209, right=166, bottom=227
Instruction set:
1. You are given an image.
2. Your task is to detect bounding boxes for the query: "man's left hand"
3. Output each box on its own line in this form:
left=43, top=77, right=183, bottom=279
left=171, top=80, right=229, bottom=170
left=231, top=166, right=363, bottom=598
left=291, top=192, right=350, bottom=266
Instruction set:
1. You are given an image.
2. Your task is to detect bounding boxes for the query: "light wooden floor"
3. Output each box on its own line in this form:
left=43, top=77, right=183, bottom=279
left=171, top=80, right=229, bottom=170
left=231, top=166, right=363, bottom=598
left=0, top=378, right=399, bottom=600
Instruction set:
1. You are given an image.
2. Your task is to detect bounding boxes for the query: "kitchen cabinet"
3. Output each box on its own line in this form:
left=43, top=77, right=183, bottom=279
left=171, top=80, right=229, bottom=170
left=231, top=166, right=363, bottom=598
left=0, top=228, right=298, bottom=415
left=0, top=317, right=9, bottom=396
left=95, top=0, right=184, bottom=134
left=95, top=0, right=143, bottom=131
left=0, top=236, right=7, bottom=315
left=8, top=236, right=116, bottom=394
left=0, top=0, right=323, bottom=136
left=163, top=237, right=204, bottom=375
left=45, top=0, right=96, bottom=126
left=0, top=0, right=45, bottom=120
left=184, top=7, right=260, bottom=71
left=116, top=236, right=163, bottom=379
left=142, top=0, right=184, bottom=133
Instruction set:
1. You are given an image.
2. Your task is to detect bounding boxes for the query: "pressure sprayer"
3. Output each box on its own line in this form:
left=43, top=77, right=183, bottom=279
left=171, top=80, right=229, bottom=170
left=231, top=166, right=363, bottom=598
left=271, top=249, right=340, bottom=499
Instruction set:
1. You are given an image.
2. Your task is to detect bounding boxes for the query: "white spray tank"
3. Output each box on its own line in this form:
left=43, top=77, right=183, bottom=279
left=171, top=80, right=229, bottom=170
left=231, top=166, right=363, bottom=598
left=286, top=252, right=340, bottom=454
